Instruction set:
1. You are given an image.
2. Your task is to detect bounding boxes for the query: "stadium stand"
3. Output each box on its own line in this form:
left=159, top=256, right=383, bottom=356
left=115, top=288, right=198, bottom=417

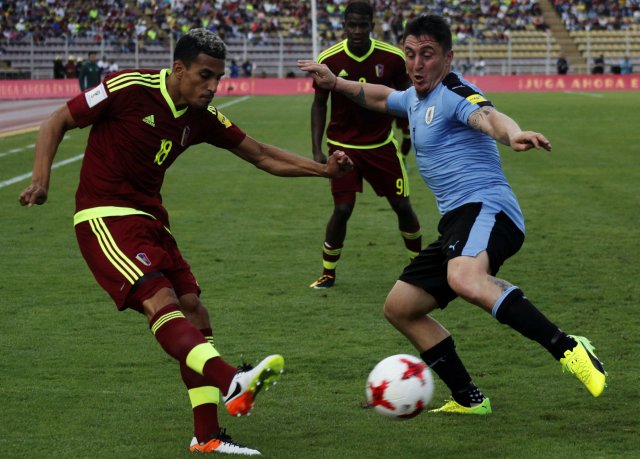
left=0, top=0, right=638, bottom=78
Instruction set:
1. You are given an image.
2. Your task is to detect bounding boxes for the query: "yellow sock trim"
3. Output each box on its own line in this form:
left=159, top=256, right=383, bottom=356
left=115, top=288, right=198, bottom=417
left=322, top=245, right=342, bottom=256
left=150, top=310, right=185, bottom=335
left=185, top=343, right=221, bottom=375
left=188, top=386, right=221, bottom=408
left=401, top=230, right=422, bottom=240
left=322, top=260, right=338, bottom=270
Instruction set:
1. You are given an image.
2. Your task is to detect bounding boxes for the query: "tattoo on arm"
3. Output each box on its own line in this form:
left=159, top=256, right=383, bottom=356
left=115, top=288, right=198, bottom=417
left=468, top=106, right=495, bottom=130
left=353, top=86, right=367, bottom=107
left=490, top=277, right=513, bottom=293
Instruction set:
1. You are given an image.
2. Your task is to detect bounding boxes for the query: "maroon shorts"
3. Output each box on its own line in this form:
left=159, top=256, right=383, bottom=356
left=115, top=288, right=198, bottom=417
left=328, top=142, right=409, bottom=205
left=75, top=215, right=200, bottom=311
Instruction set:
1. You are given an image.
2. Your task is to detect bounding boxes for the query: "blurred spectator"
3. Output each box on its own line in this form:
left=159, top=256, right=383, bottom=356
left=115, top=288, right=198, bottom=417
left=592, top=54, right=605, bottom=74
left=78, top=51, right=102, bottom=90
left=620, top=56, right=633, bottom=74
left=557, top=56, right=569, bottom=75
left=53, top=56, right=66, bottom=79
left=474, top=56, right=487, bottom=76
left=108, top=59, right=119, bottom=74
left=64, top=56, right=77, bottom=78
left=242, top=59, right=253, bottom=77
left=230, top=59, right=239, bottom=78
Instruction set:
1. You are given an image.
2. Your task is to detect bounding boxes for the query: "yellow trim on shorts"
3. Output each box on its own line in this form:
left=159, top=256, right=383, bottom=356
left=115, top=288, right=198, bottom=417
left=327, top=130, right=395, bottom=150
left=88, top=217, right=144, bottom=285
left=74, top=206, right=155, bottom=226
left=392, top=136, right=411, bottom=197
left=188, top=386, right=221, bottom=408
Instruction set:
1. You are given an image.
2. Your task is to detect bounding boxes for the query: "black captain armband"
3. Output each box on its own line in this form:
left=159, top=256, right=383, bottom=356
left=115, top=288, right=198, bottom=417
left=443, top=72, right=494, bottom=108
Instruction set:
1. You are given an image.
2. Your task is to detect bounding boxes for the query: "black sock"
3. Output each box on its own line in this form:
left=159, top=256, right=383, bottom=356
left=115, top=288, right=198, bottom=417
left=421, top=336, right=485, bottom=407
left=494, top=288, right=577, bottom=360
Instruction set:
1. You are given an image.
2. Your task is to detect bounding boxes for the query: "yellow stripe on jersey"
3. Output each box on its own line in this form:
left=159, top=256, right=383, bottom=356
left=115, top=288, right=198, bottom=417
left=106, top=71, right=162, bottom=93
left=88, top=217, right=144, bottom=284
left=373, top=40, right=406, bottom=59
left=188, top=386, right=221, bottom=408
left=327, top=130, right=395, bottom=150
left=316, top=40, right=347, bottom=63
left=151, top=310, right=185, bottom=334
left=317, top=39, right=405, bottom=63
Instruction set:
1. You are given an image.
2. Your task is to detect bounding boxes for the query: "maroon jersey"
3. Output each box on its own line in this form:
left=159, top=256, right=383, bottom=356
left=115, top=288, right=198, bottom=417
left=316, top=39, right=409, bottom=148
left=68, top=68, right=246, bottom=227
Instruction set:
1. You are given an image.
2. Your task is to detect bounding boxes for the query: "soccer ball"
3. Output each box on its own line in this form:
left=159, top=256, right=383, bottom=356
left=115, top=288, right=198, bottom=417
left=366, top=354, right=435, bottom=419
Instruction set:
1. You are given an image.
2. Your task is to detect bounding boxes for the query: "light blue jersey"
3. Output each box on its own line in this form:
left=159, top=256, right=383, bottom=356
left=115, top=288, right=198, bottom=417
left=387, top=72, right=525, bottom=233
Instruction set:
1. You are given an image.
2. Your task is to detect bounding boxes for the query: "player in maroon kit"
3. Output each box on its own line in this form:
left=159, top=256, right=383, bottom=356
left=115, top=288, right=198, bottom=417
left=19, top=29, right=351, bottom=455
left=309, top=1, right=422, bottom=289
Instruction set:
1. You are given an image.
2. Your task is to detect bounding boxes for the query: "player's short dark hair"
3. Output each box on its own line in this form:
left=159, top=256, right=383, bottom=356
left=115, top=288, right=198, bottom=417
left=403, top=15, right=453, bottom=53
left=174, top=28, right=226, bottom=66
left=344, top=1, right=373, bottom=20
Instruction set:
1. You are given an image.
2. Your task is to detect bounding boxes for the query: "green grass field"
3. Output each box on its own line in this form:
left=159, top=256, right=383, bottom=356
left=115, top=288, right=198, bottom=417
left=1, top=92, right=639, bottom=458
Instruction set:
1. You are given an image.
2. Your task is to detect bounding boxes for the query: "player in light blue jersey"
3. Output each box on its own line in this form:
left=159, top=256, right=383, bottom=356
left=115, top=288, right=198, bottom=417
left=299, top=14, right=606, bottom=413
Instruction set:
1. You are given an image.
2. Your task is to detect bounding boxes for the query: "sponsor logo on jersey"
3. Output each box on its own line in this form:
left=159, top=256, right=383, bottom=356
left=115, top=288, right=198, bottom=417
left=466, top=94, right=487, bottom=105
left=85, top=83, right=107, bottom=108
left=375, top=64, right=384, bottom=77
left=135, top=252, right=152, bottom=266
left=425, top=106, right=435, bottom=125
left=338, top=69, right=349, bottom=77
left=143, top=114, right=155, bottom=127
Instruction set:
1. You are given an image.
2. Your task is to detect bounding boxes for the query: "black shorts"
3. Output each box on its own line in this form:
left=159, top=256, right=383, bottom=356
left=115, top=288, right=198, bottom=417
left=398, top=202, right=524, bottom=308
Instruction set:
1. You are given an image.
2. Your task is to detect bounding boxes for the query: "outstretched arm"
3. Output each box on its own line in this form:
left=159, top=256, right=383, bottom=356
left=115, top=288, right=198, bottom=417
left=298, top=60, right=394, bottom=114
left=230, top=135, right=353, bottom=178
left=19, top=104, right=78, bottom=207
left=311, top=90, right=329, bottom=164
left=468, top=106, right=552, bottom=152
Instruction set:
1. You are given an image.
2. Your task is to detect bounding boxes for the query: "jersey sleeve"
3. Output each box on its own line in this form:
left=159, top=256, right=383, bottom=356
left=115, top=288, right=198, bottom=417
left=442, top=73, right=494, bottom=125
left=203, top=106, right=247, bottom=149
left=387, top=89, right=410, bottom=118
left=67, top=80, right=113, bottom=128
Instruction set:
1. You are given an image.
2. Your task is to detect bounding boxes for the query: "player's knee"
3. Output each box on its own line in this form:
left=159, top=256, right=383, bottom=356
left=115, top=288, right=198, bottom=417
left=332, top=203, right=354, bottom=221
left=179, top=293, right=209, bottom=323
left=383, top=291, right=417, bottom=325
left=179, top=293, right=203, bottom=314
left=447, top=268, right=483, bottom=303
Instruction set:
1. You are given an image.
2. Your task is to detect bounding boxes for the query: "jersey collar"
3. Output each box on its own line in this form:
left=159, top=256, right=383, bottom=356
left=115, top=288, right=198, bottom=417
left=160, top=68, right=188, bottom=119
left=343, top=38, right=375, bottom=62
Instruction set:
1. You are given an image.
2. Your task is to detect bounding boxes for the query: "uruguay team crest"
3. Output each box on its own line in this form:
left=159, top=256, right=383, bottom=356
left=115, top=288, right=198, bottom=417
left=425, top=106, right=435, bottom=125
left=375, top=64, right=384, bottom=77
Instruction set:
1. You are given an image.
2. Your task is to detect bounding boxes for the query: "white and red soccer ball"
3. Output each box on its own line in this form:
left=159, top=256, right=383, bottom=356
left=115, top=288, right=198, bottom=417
left=366, top=354, right=435, bottom=419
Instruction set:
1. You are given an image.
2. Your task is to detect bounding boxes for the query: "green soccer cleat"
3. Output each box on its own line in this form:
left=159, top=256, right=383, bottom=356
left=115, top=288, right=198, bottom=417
left=560, top=335, right=607, bottom=397
left=309, top=274, right=335, bottom=289
left=429, top=397, right=492, bottom=415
